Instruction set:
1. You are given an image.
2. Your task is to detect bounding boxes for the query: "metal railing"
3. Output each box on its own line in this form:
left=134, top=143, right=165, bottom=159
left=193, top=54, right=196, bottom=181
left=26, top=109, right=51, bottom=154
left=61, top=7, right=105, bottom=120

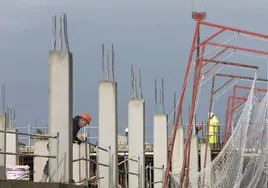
left=145, top=163, right=165, bottom=187
left=0, top=129, right=59, bottom=181
left=72, top=138, right=111, bottom=187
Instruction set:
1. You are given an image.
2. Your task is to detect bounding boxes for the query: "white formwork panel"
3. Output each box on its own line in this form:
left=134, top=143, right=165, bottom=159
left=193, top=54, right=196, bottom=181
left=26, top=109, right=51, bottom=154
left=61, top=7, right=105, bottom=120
left=33, top=140, right=49, bottom=182
left=6, top=128, right=18, bottom=166
left=128, top=99, right=145, bottom=188
left=98, top=81, right=118, bottom=188
left=73, top=143, right=90, bottom=184
left=0, top=114, right=6, bottom=179
left=172, top=126, right=184, bottom=174
left=153, top=114, right=168, bottom=188
left=48, top=51, right=73, bottom=183
left=200, top=139, right=211, bottom=186
left=189, top=135, right=199, bottom=186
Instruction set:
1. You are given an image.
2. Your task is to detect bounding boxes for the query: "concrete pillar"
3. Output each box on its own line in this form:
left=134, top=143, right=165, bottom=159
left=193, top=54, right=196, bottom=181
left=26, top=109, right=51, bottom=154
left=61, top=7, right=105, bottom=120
left=189, top=135, right=199, bottom=187
left=98, top=82, right=118, bottom=188
left=172, top=126, right=184, bottom=174
left=128, top=99, right=145, bottom=188
left=200, top=139, right=211, bottom=187
left=33, top=140, right=49, bottom=182
left=0, top=114, right=6, bottom=179
left=153, top=114, right=168, bottom=188
left=48, top=51, right=73, bottom=183
left=6, top=128, right=18, bottom=166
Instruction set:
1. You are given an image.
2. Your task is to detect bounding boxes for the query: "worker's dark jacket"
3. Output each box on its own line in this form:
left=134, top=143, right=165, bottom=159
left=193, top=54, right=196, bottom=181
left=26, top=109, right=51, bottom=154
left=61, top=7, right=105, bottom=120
left=43, top=116, right=82, bottom=175
left=73, top=116, right=82, bottom=143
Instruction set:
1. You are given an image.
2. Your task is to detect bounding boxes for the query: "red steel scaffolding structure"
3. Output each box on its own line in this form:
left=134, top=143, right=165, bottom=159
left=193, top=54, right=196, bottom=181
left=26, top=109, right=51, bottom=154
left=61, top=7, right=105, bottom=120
left=163, top=12, right=268, bottom=188
left=224, top=85, right=268, bottom=143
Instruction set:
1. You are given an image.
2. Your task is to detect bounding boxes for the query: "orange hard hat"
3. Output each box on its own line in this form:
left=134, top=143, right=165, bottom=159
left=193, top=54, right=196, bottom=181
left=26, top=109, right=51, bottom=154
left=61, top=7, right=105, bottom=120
left=197, top=124, right=202, bottom=131
left=80, top=113, right=91, bottom=124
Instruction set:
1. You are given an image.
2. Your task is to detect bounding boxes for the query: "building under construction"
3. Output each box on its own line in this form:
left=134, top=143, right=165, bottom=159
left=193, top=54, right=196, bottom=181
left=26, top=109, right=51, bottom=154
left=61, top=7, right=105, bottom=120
left=0, top=11, right=268, bottom=188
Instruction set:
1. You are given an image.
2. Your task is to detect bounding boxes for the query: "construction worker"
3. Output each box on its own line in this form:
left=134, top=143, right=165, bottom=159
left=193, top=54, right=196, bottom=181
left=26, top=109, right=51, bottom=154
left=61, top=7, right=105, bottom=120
left=41, top=113, right=91, bottom=182
left=207, top=112, right=219, bottom=144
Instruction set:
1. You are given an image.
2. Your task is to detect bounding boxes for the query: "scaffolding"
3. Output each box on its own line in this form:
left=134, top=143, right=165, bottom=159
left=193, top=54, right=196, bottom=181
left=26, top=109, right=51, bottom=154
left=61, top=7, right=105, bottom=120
left=163, top=14, right=268, bottom=188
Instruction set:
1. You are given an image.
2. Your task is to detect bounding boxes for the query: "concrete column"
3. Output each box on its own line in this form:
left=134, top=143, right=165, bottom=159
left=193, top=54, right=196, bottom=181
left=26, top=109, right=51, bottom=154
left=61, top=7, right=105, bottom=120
left=153, top=114, right=168, bottom=188
left=6, top=128, right=18, bottom=166
left=189, top=135, right=199, bottom=187
left=33, top=140, right=49, bottom=182
left=0, top=114, right=6, bottom=179
left=128, top=99, right=145, bottom=188
left=98, top=82, right=118, bottom=188
left=200, top=139, right=211, bottom=187
left=48, top=51, right=73, bottom=183
left=172, top=126, right=184, bottom=174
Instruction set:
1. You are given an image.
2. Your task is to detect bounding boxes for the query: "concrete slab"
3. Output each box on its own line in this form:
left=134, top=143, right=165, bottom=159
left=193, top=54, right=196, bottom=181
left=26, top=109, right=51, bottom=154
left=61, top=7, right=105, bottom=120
left=153, top=114, right=167, bottom=188
left=172, top=126, right=184, bottom=174
left=0, top=181, right=82, bottom=188
left=128, top=99, right=145, bottom=188
left=6, top=128, right=18, bottom=166
left=98, top=81, right=118, bottom=188
left=0, top=113, right=6, bottom=179
left=48, top=51, right=73, bottom=183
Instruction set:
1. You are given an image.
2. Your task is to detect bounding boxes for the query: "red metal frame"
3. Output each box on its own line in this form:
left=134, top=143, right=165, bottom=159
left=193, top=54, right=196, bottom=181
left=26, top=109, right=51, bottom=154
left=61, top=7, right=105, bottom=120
left=163, top=17, right=268, bottom=188
left=225, top=85, right=268, bottom=142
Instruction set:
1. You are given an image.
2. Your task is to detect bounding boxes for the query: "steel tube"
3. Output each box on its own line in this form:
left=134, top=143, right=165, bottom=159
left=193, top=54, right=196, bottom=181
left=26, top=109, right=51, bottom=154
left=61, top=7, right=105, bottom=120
left=0, top=130, right=58, bottom=139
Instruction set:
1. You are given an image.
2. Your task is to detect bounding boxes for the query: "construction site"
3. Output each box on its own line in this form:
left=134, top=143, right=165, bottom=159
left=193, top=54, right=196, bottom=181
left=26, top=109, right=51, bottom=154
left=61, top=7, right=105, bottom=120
left=0, top=6, right=268, bottom=188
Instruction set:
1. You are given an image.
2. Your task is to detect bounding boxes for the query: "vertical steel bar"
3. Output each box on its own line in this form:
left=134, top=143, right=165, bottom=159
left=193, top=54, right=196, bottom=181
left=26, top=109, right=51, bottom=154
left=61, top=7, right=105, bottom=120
left=149, top=163, right=152, bottom=188
left=108, top=146, right=111, bottom=188
left=229, top=86, right=236, bottom=139
left=96, top=147, right=100, bottom=187
left=138, top=157, right=141, bottom=188
left=163, top=21, right=201, bottom=188
left=224, top=96, right=231, bottom=144
left=56, top=132, right=59, bottom=181
left=124, top=153, right=127, bottom=188
left=85, top=138, right=89, bottom=187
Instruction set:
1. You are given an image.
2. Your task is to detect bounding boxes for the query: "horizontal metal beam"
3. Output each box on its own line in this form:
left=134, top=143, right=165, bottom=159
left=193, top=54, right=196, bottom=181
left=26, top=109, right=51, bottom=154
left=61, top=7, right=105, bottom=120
left=204, top=59, right=259, bottom=69
left=0, top=130, right=58, bottom=139
left=0, top=151, right=56, bottom=159
left=215, top=73, right=268, bottom=82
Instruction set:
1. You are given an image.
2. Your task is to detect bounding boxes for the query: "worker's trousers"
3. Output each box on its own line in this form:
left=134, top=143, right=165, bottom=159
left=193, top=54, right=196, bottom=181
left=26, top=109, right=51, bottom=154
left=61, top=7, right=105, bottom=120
left=43, top=160, right=49, bottom=175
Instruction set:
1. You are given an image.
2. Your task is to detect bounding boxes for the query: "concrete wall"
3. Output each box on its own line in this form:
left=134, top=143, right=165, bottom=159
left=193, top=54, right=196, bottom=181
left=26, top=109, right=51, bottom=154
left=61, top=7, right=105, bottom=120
left=48, top=51, right=73, bottom=183
left=98, top=81, right=118, bottom=188
left=6, top=128, right=18, bottom=166
left=172, top=126, right=184, bottom=174
left=128, top=99, right=145, bottom=188
left=153, top=114, right=168, bottom=188
left=0, top=114, right=6, bottom=179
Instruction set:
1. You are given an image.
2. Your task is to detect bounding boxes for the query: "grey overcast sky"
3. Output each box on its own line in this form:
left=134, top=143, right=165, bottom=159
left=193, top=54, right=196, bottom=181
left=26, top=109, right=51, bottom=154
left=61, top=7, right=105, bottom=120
left=0, top=0, right=268, bottom=140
